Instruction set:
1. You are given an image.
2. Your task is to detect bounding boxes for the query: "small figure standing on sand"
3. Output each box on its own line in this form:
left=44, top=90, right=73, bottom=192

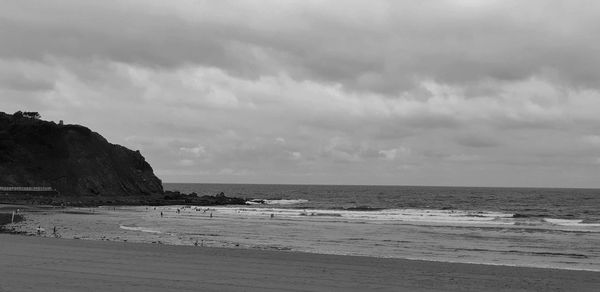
left=270, top=213, right=274, bottom=218
left=209, top=212, right=213, bottom=218
left=160, top=211, right=163, bottom=218
left=53, top=226, right=57, bottom=235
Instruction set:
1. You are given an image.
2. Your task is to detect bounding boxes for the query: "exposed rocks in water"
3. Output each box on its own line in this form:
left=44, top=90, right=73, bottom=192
left=0, top=111, right=163, bottom=204
left=161, top=191, right=248, bottom=206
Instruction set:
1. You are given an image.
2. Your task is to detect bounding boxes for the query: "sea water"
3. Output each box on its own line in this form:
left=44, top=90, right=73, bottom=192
left=12, top=184, right=600, bottom=271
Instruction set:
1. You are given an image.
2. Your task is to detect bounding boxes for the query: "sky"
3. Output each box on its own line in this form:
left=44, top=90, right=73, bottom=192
left=2, top=0, right=600, bottom=187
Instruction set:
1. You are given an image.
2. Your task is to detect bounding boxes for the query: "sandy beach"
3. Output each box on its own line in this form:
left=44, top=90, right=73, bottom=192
left=0, top=234, right=598, bottom=291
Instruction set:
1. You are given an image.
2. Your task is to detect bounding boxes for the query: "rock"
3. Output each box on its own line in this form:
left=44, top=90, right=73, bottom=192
left=0, top=111, right=163, bottom=199
left=162, top=190, right=247, bottom=206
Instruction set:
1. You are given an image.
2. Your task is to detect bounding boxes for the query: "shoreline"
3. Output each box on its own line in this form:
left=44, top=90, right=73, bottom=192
left=4, top=204, right=600, bottom=273
left=7, top=223, right=600, bottom=273
left=5, top=230, right=600, bottom=273
left=1, top=233, right=599, bottom=291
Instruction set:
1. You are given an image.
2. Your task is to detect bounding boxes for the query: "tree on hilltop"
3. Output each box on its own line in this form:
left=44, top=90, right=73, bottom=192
left=14, top=111, right=41, bottom=119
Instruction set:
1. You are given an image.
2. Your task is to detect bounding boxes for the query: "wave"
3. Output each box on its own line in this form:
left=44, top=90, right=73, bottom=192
left=246, top=199, right=309, bottom=205
left=157, top=203, right=600, bottom=232
left=194, top=206, right=600, bottom=231
left=299, top=211, right=342, bottom=217
left=454, top=247, right=589, bottom=259
left=544, top=218, right=600, bottom=227
left=206, top=207, right=515, bottom=224
left=119, top=225, right=162, bottom=234
left=512, top=213, right=548, bottom=218
left=343, top=206, right=385, bottom=211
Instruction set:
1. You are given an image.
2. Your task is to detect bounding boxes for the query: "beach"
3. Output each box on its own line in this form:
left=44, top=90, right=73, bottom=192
left=2, top=189, right=600, bottom=291
left=8, top=201, right=600, bottom=272
left=1, top=234, right=599, bottom=292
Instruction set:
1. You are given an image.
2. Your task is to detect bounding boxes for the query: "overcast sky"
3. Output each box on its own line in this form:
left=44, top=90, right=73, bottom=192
left=2, top=0, right=600, bottom=187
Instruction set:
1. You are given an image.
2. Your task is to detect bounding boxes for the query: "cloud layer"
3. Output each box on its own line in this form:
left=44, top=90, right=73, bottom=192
left=2, top=0, right=600, bottom=187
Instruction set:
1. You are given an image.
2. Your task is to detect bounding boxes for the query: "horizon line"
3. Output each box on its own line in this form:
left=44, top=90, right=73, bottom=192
left=161, top=182, right=600, bottom=190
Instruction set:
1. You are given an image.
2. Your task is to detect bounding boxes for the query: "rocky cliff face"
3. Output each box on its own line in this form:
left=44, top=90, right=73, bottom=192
left=0, top=111, right=163, bottom=198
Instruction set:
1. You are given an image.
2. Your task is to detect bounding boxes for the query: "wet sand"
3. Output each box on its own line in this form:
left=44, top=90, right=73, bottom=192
left=0, top=234, right=598, bottom=291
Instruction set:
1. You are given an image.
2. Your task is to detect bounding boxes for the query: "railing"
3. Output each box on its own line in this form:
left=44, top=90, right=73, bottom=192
left=0, top=186, right=54, bottom=192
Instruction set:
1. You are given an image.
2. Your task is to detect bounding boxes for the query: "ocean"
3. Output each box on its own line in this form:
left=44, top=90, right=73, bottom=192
left=12, top=183, right=600, bottom=271
left=165, top=183, right=600, bottom=222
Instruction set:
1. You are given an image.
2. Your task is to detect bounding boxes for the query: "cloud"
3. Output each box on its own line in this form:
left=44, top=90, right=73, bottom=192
left=290, top=151, right=302, bottom=159
left=3, top=1, right=600, bottom=93
left=378, top=147, right=410, bottom=161
left=456, top=133, right=500, bottom=148
left=582, top=135, right=600, bottom=147
left=177, top=159, right=195, bottom=167
left=179, top=145, right=207, bottom=158
left=2, top=0, right=600, bottom=187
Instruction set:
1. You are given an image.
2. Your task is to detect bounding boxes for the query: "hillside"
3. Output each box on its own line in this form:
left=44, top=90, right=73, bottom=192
left=0, top=111, right=164, bottom=203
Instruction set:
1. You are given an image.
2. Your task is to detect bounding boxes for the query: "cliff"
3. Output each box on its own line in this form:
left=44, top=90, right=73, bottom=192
left=0, top=111, right=164, bottom=201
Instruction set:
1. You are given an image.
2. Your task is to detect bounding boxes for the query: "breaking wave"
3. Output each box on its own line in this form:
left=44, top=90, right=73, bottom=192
left=119, top=225, right=162, bottom=234
left=246, top=199, right=309, bottom=205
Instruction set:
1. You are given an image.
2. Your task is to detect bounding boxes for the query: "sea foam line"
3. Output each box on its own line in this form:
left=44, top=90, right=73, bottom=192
left=119, top=225, right=162, bottom=234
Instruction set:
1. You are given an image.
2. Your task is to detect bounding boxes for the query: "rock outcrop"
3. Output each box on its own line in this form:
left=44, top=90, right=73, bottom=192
left=0, top=111, right=164, bottom=200
left=162, top=191, right=248, bottom=205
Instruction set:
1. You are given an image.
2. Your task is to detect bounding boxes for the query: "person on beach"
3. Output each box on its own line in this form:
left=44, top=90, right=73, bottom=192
left=53, top=226, right=56, bottom=235
left=160, top=211, right=163, bottom=217
left=210, top=212, right=213, bottom=218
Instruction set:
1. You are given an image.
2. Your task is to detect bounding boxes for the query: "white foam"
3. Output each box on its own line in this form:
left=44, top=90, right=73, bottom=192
left=246, top=199, right=309, bottom=205
left=152, top=205, right=599, bottom=231
left=119, top=225, right=162, bottom=234
left=201, top=206, right=516, bottom=225
left=545, top=218, right=600, bottom=227
left=544, top=218, right=582, bottom=226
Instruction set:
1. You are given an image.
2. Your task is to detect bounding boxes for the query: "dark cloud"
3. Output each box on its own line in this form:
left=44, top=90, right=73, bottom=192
left=0, top=74, right=54, bottom=92
left=2, top=0, right=600, bottom=187
left=2, top=1, right=600, bottom=94
left=456, top=134, right=500, bottom=148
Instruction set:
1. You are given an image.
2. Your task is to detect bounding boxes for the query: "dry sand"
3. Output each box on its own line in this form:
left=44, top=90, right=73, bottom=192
left=0, top=234, right=598, bottom=291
